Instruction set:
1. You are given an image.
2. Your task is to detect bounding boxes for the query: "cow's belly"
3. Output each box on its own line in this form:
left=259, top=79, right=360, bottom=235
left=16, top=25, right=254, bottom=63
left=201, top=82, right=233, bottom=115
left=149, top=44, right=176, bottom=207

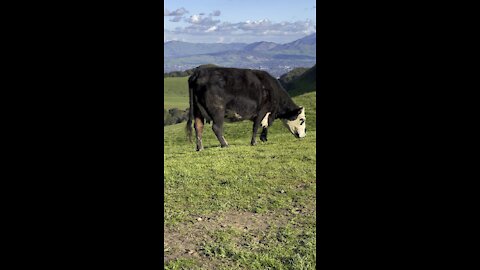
left=224, top=110, right=245, bottom=122
left=224, top=98, right=258, bottom=122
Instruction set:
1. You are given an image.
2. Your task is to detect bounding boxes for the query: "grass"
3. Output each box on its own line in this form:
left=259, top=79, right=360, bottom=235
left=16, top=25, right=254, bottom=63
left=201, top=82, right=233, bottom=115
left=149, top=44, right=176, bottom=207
left=164, top=77, right=189, bottom=110
left=164, top=76, right=316, bottom=269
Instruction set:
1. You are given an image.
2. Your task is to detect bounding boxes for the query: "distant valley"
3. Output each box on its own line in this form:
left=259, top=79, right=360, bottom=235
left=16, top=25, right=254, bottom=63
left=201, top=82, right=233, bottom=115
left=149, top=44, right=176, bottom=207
left=164, top=34, right=316, bottom=77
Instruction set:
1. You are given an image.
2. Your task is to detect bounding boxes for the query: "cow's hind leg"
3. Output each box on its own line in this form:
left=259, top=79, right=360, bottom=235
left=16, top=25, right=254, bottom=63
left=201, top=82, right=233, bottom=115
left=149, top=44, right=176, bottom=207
left=212, top=116, right=228, bottom=148
left=194, top=115, right=205, bottom=151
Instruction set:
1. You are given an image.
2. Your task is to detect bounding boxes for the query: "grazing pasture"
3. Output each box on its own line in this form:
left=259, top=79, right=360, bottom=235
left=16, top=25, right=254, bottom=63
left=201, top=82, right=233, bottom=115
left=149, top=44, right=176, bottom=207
left=164, top=76, right=316, bottom=269
left=164, top=77, right=189, bottom=110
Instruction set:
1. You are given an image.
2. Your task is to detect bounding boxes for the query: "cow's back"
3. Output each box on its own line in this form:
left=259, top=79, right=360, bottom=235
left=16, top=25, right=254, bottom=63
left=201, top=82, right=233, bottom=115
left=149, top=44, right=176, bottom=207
left=193, top=67, right=262, bottom=90
left=192, top=67, right=268, bottom=101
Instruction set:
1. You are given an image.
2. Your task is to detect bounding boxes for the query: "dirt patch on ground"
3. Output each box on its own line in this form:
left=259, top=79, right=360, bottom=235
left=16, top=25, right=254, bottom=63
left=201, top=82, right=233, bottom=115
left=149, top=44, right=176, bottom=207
left=164, top=210, right=292, bottom=264
left=164, top=186, right=317, bottom=267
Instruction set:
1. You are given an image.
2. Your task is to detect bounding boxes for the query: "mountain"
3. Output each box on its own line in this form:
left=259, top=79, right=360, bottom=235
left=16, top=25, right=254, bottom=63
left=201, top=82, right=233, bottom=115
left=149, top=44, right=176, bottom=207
left=243, top=41, right=279, bottom=52
left=164, top=41, right=247, bottom=58
left=164, top=34, right=316, bottom=77
left=281, top=33, right=316, bottom=47
left=272, top=33, right=316, bottom=55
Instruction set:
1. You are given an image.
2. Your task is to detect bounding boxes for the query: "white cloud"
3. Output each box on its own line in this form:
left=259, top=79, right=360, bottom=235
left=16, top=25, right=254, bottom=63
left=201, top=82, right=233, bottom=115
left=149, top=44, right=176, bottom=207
left=167, top=15, right=316, bottom=43
left=189, top=14, right=201, bottom=23
left=171, top=19, right=316, bottom=36
left=164, top=7, right=189, bottom=16
left=206, top=26, right=218, bottom=32
left=185, top=14, right=220, bottom=26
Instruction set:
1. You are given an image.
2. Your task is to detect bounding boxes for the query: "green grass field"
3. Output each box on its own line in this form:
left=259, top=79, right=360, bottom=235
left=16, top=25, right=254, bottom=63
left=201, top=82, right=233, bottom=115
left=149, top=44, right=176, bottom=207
left=164, top=77, right=190, bottom=110
left=164, top=76, right=316, bottom=269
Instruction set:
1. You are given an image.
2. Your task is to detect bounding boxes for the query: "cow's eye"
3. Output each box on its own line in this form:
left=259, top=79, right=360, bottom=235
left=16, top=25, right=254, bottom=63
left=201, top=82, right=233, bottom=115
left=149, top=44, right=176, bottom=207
left=300, top=119, right=305, bottom=125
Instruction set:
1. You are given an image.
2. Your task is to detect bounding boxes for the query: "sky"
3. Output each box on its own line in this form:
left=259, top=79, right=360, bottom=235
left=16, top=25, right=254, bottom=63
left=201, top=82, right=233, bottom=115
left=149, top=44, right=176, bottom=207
left=164, top=0, right=316, bottom=44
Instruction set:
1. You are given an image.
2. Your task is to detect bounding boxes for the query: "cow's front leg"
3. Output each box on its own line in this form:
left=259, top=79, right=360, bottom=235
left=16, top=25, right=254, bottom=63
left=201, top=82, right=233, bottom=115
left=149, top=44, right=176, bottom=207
left=212, top=117, right=229, bottom=148
left=251, top=113, right=267, bottom=146
left=260, top=128, right=268, bottom=142
left=260, top=112, right=273, bottom=142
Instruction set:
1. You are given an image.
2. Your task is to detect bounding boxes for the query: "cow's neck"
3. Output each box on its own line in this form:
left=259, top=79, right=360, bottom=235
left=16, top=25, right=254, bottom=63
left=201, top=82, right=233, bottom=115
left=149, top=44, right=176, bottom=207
left=276, top=90, right=299, bottom=119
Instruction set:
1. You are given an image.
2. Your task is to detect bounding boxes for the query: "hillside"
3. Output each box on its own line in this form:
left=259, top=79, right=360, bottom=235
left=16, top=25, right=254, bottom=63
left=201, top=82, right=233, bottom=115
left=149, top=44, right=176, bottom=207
left=164, top=90, right=316, bottom=269
left=163, top=77, right=189, bottom=110
left=285, top=64, right=317, bottom=96
left=163, top=60, right=317, bottom=265
left=278, top=67, right=309, bottom=87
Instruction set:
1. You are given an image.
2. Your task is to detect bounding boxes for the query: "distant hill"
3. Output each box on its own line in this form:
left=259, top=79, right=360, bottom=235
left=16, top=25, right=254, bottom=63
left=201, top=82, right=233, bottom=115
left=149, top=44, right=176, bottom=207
left=243, top=41, right=279, bottom=52
left=164, top=34, right=316, bottom=77
left=278, top=67, right=310, bottom=88
left=276, top=33, right=316, bottom=49
left=268, top=33, right=316, bottom=55
left=164, top=41, right=247, bottom=58
left=284, top=64, right=316, bottom=96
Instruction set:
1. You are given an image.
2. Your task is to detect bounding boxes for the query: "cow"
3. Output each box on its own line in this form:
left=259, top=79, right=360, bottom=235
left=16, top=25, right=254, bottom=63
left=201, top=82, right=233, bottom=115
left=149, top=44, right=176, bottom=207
left=186, top=67, right=306, bottom=151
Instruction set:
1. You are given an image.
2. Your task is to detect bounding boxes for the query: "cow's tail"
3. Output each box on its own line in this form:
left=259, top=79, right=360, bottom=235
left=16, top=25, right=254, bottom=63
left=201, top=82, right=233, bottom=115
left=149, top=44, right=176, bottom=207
left=185, top=75, right=195, bottom=143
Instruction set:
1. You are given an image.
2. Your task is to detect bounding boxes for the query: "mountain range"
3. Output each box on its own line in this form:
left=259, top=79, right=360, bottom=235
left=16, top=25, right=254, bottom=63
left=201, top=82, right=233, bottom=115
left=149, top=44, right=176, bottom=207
left=164, top=34, right=316, bottom=77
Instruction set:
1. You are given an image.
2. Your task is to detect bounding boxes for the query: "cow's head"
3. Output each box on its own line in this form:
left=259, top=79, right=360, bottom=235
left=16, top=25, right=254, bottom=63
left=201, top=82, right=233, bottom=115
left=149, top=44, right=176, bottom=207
left=282, top=107, right=306, bottom=138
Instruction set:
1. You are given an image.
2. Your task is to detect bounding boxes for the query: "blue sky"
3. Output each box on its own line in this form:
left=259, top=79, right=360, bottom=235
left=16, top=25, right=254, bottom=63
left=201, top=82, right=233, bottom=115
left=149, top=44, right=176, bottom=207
left=164, top=0, right=316, bottom=44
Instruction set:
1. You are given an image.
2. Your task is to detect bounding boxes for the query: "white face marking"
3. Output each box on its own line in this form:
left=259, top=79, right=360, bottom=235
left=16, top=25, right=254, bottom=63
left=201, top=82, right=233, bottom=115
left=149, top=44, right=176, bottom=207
left=282, top=107, right=306, bottom=138
left=261, top=112, right=271, bottom=128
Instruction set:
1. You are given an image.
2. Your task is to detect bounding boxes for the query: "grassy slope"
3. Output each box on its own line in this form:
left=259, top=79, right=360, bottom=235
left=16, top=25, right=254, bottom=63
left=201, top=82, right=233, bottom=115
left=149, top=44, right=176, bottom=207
left=164, top=77, right=316, bottom=269
left=164, top=77, right=189, bottom=110
left=287, top=65, right=317, bottom=97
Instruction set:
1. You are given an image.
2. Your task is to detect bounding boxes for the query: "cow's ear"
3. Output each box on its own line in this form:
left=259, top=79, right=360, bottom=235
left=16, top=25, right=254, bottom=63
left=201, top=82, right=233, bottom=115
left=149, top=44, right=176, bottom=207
left=296, top=106, right=304, bottom=116
left=285, top=107, right=303, bottom=120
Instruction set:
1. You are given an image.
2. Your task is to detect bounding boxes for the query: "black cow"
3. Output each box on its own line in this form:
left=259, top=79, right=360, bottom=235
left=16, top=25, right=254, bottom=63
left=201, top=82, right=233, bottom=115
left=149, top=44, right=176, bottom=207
left=186, top=67, right=306, bottom=151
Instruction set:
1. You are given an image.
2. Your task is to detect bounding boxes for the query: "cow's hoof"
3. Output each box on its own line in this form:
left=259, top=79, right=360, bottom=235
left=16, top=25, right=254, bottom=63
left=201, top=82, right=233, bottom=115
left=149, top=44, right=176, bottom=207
left=221, top=144, right=229, bottom=148
left=251, top=141, right=257, bottom=146
left=260, top=137, right=267, bottom=142
left=196, top=148, right=204, bottom=151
